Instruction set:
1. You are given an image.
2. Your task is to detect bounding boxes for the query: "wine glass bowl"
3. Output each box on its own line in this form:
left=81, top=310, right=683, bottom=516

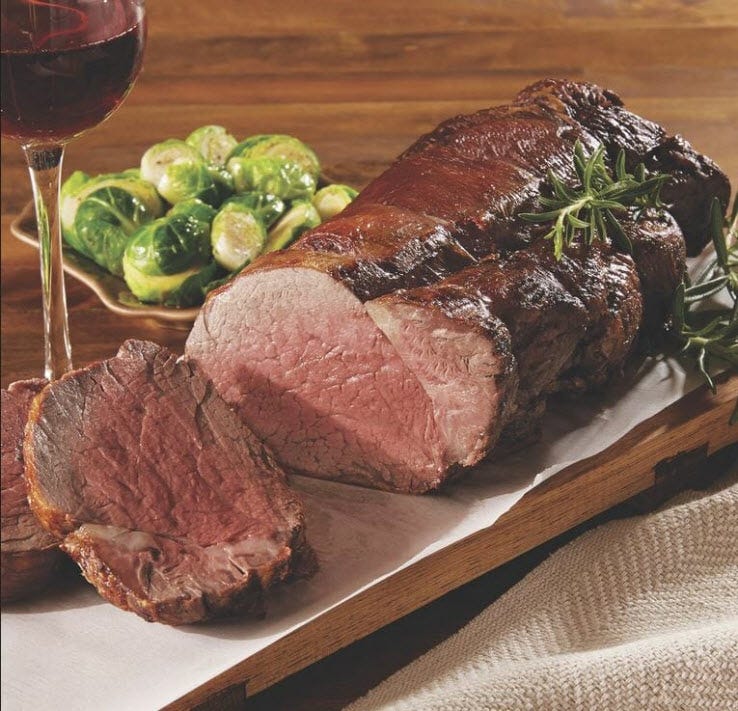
left=0, top=0, right=146, bottom=380
left=1, top=0, right=146, bottom=143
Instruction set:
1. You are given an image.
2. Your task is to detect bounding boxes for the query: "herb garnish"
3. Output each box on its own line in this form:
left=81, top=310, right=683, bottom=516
left=519, top=140, right=670, bottom=259
left=672, top=197, right=738, bottom=420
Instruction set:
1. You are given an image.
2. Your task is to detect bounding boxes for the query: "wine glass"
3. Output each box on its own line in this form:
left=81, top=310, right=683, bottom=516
left=1, top=0, right=146, bottom=380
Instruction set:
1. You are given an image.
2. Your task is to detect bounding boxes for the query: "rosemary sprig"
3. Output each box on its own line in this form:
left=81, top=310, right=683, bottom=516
left=672, top=197, right=738, bottom=422
left=520, top=140, right=670, bottom=259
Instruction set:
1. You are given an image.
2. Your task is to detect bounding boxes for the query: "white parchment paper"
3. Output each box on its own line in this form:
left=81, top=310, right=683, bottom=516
left=1, top=253, right=730, bottom=711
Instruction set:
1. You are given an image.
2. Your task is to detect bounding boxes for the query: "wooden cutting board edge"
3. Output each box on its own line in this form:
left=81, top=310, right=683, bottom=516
left=166, top=374, right=738, bottom=711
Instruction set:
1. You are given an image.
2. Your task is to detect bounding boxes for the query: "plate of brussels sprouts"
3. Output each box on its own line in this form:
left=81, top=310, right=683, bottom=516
left=11, top=127, right=357, bottom=323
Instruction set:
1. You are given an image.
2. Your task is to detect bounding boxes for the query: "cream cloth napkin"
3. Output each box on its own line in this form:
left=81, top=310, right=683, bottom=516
left=347, top=469, right=738, bottom=711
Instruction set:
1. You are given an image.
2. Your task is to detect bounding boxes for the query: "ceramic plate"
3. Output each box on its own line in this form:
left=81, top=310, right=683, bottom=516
left=11, top=201, right=203, bottom=324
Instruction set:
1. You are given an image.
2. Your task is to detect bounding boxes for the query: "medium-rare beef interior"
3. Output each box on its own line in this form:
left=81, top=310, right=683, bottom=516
left=189, top=262, right=453, bottom=492
left=186, top=79, right=731, bottom=494
left=24, top=340, right=316, bottom=624
left=2, top=379, right=65, bottom=603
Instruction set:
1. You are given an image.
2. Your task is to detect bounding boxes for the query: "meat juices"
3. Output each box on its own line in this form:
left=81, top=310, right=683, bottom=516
left=23, top=341, right=316, bottom=624
left=187, top=79, right=730, bottom=493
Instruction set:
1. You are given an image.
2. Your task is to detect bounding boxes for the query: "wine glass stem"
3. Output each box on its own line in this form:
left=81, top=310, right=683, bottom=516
left=22, top=144, right=73, bottom=381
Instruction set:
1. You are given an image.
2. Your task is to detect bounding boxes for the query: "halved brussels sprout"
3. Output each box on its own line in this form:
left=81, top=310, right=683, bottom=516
left=312, top=184, right=358, bottom=220
left=140, top=139, right=203, bottom=186
left=227, top=157, right=316, bottom=200
left=229, top=134, right=320, bottom=181
left=167, top=198, right=217, bottom=226
left=157, top=158, right=220, bottom=206
left=211, top=203, right=267, bottom=272
left=264, top=200, right=321, bottom=253
left=186, top=125, right=238, bottom=167
left=222, top=192, right=285, bottom=228
left=122, top=214, right=212, bottom=304
left=60, top=170, right=164, bottom=275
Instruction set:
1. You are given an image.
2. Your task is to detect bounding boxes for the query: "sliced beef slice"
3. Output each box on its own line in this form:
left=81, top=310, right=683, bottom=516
left=23, top=340, right=316, bottom=624
left=1, top=379, right=64, bottom=603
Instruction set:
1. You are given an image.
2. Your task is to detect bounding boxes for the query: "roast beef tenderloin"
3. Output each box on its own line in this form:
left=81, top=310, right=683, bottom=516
left=186, top=80, right=730, bottom=493
left=24, top=340, right=316, bottom=624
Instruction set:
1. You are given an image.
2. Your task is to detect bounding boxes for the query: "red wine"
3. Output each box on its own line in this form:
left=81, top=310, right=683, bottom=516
left=1, top=0, right=145, bottom=143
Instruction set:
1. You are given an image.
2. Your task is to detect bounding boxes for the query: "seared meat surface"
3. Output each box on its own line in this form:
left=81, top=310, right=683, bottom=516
left=515, top=80, right=730, bottom=255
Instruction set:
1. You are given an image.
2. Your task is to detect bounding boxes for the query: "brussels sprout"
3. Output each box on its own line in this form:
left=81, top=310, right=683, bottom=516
left=264, top=200, right=320, bottom=253
left=186, top=125, right=238, bottom=167
left=167, top=198, right=217, bottom=226
left=165, top=261, right=223, bottom=308
left=312, top=184, right=358, bottom=220
left=157, top=158, right=220, bottom=206
left=227, top=157, right=316, bottom=200
left=230, top=134, right=320, bottom=181
left=211, top=203, right=267, bottom=272
left=207, top=163, right=235, bottom=203
left=74, top=187, right=156, bottom=276
left=60, top=171, right=164, bottom=275
left=60, top=170, right=93, bottom=251
left=140, top=139, right=203, bottom=187
left=122, top=214, right=212, bottom=304
left=222, top=192, right=285, bottom=228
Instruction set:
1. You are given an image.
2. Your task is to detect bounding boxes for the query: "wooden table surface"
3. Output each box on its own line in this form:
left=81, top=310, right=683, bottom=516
left=1, top=1, right=737, bottom=709
left=2, top=0, right=738, bottom=386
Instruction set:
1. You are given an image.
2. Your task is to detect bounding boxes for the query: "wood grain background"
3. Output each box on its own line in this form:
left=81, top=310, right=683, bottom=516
left=2, top=0, right=737, bottom=385
left=1, top=1, right=736, bottom=708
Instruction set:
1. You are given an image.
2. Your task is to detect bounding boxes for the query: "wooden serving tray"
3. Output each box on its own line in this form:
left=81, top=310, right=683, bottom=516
left=167, top=375, right=738, bottom=710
